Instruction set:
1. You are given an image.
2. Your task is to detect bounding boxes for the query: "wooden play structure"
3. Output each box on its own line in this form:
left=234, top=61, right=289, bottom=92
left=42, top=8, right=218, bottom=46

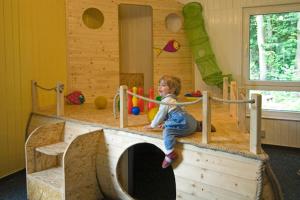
left=25, top=78, right=281, bottom=200
left=24, top=0, right=282, bottom=199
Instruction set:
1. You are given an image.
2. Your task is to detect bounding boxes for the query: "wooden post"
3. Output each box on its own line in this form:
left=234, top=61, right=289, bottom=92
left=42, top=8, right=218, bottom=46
left=56, top=82, right=64, bottom=116
left=238, top=87, right=247, bottom=133
left=202, top=91, right=211, bottom=144
left=31, top=80, right=39, bottom=112
left=229, top=81, right=237, bottom=119
left=223, top=77, right=229, bottom=101
left=250, top=94, right=262, bottom=154
left=120, top=85, right=128, bottom=128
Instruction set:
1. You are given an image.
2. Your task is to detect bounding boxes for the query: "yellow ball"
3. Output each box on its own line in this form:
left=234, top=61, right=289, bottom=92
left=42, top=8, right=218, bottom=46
left=94, top=96, right=107, bottom=109
left=147, top=107, right=158, bottom=122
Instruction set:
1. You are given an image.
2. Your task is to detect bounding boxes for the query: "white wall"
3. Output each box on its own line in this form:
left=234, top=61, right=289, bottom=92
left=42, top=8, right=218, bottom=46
left=179, top=0, right=300, bottom=95
left=178, top=0, right=300, bottom=148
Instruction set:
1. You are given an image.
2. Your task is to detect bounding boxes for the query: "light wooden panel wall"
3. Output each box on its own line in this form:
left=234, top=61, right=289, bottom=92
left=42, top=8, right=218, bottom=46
left=97, top=129, right=264, bottom=200
left=66, top=0, right=193, bottom=102
left=245, top=118, right=300, bottom=148
left=177, top=0, right=300, bottom=148
left=0, top=0, right=67, bottom=178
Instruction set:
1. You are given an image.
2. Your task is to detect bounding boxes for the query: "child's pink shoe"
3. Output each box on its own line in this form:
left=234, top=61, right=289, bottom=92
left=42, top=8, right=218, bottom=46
left=162, top=151, right=177, bottom=168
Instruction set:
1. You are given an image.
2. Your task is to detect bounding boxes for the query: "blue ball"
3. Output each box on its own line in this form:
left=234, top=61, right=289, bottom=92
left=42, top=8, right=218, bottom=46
left=131, top=107, right=140, bottom=115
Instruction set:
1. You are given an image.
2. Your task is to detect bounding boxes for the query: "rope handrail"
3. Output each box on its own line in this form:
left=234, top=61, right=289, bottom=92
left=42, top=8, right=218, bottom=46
left=31, top=80, right=64, bottom=116
left=211, top=96, right=254, bottom=104
left=127, top=90, right=203, bottom=106
left=118, top=85, right=263, bottom=155
left=35, top=83, right=56, bottom=91
left=126, top=90, right=255, bottom=105
left=34, top=82, right=64, bottom=93
left=113, top=88, right=255, bottom=119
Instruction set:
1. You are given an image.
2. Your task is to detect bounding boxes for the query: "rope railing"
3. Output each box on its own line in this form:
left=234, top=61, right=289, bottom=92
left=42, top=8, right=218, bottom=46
left=127, top=90, right=203, bottom=106
left=34, top=83, right=57, bottom=91
left=117, top=85, right=262, bottom=155
left=31, top=80, right=64, bottom=117
left=211, top=96, right=254, bottom=104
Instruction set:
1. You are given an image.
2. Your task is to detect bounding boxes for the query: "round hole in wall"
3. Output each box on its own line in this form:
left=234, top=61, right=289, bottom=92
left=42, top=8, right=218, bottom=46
left=82, top=8, right=104, bottom=29
left=116, top=143, right=176, bottom=199
left=165, top=13, right=182, bottom=33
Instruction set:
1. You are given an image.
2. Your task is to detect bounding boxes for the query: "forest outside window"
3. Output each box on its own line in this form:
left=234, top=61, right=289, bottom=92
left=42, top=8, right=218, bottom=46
left=242, top=4, right=300, bottom=119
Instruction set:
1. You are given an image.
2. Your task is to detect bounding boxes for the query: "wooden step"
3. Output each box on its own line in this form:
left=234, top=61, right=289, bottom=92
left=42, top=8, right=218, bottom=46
left=27, top=167, right=63, bottom=191
left=36, top=142, right=68, bottom=156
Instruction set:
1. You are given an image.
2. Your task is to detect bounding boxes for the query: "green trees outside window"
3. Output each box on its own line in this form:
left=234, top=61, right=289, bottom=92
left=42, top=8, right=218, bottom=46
left=247, top=10, right=300, bottom=113
left=249, top=12, right=300, bottom=81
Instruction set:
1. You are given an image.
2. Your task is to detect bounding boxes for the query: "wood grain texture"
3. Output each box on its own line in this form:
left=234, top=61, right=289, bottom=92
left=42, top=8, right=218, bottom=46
left=25, top=122, right=65, bottom=174
left=66, top=0, right=193, bottom=102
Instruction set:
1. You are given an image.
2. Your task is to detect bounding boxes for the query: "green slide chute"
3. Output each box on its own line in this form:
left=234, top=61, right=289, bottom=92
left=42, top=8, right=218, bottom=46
left=183, top=2, right=231, bottom=88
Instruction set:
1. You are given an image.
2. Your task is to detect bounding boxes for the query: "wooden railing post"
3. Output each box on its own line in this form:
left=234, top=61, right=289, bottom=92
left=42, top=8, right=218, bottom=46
left=237, top=87, right=247, bottom=133
left=230, top=81, right=237, bottom=119
left=31, top=80, right=39, bottom=112
left=56, top=82, right=64, bottom=117
left=120, top=85, right=128, bottom=128
left=202, top=91, right=211, bottom=144
left=223, top=77, right=229, bottom=101
left=250, top=94, right=262, bottom=154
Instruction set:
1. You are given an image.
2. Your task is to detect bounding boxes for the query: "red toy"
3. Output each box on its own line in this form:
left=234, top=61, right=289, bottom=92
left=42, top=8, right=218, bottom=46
left=147, top=87, right=156, bottom=111
left=65, top=91, right=85, bottom=105
left=137, top=87, right=144, bottom=112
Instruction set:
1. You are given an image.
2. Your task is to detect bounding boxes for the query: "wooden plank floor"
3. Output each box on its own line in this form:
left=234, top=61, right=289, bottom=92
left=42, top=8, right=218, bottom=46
left=39, top=101, right=252, bottom=155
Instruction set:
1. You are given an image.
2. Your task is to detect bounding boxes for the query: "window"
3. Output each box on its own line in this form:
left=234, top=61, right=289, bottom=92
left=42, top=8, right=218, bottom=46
left=242, top=4, right=300, bottom=120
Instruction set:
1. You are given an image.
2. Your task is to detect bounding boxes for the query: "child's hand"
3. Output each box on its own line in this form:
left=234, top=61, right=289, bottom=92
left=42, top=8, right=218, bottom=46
left=144, top=125, right=153, bottom=130
left=158, top=124, right=164, bottom=129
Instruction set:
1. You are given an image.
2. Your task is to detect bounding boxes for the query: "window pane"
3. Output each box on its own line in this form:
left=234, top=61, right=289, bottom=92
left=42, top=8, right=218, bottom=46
left=249, top=12, right=300, bottom=81
left=249, top=90, right=300, bottom=112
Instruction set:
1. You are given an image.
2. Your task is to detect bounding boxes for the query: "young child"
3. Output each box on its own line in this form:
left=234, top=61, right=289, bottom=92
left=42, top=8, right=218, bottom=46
left=145, top=75, right=214, bottom=168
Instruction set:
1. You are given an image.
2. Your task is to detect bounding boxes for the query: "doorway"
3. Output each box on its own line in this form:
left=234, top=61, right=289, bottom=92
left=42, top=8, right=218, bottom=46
left=118, top=4, right=153, bottom=92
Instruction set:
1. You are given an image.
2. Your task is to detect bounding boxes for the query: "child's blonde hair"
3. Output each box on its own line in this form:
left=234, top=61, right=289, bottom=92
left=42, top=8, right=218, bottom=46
left=159, top=75, right=181, bottom=96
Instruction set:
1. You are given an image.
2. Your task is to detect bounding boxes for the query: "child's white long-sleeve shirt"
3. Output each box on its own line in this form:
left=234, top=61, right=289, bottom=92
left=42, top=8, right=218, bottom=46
left=150, top=95, right=177, bottom=128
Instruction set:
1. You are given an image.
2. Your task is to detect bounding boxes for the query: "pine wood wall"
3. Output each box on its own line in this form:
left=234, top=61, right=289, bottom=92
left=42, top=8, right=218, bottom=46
left=66, top=0, right=193, bottom=102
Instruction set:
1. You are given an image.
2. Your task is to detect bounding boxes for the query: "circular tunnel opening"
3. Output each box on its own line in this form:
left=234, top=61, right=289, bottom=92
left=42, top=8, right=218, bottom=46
left=117, top=143, right=176, bottom=200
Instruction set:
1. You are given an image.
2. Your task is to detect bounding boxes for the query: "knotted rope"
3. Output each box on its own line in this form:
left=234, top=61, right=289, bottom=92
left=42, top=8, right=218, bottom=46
left=34, top=82, right=64, bottom=93
left=113, top=89, right=255, bottom=119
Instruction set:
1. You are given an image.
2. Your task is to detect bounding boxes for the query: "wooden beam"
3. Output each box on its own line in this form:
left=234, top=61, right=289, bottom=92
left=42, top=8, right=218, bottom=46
left=31, top=80, right=39, bottom=112
left=230, top=81, right=237, bottom=119
left=223, top=77, right=229, bottom=101
left=202, top=91, right=211, bottom=144
left=120, top=85, right=128, bottom=128
left=56, top=82, right=64, bottom=117
left=250, top=94, right=262, bottom=154
left=237, top=87, right=247, bottom=133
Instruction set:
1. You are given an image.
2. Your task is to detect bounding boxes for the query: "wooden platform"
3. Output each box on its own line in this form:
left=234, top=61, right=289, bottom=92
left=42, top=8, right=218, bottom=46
left=25, top=101, right=282, bottom=200
left=37, top=101, right=255, bottom=156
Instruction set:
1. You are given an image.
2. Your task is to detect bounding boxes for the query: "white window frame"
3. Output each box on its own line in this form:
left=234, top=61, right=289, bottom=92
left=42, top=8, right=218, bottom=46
left=242, top=3, right=300, bottom=121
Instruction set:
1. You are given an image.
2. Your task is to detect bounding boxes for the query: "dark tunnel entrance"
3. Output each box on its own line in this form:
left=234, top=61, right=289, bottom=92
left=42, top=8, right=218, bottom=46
left=117, top=143, right=176, bottom=200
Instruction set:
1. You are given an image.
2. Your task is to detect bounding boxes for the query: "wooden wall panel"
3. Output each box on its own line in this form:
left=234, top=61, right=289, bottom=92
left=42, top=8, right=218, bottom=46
left=246, top=118, right=300, bottom=148
left=66, top=0, right=193, bottom=102
left=96, top=129, right=264, bottom=200
left=0, top=0, right=67, bottom=178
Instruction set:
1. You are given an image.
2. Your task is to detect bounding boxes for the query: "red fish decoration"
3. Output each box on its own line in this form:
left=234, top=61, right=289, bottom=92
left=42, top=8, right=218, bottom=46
left=154, top=40, right=181, bottom=56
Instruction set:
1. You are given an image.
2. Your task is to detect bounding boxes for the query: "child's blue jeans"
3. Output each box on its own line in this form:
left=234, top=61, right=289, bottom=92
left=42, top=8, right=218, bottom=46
left=163, top=109, right=197, bottom=151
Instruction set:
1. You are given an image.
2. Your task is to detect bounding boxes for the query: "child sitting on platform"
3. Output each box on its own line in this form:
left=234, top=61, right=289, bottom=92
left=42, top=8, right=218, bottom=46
left=144, top=75, right=215, bottom=168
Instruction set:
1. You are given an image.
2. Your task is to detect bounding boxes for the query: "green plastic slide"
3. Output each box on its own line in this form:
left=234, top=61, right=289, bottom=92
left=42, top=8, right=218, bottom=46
left=183, top=2, right=231, bottom=88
